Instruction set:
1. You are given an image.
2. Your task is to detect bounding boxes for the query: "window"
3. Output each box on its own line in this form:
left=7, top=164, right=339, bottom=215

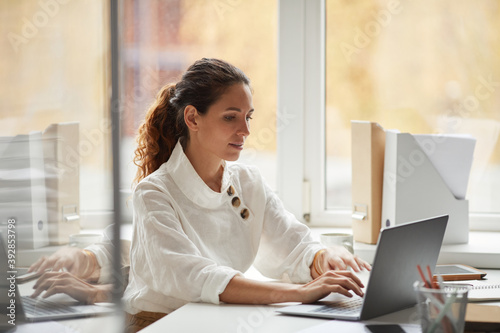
left=1, top=1, right=112, bottom=228
left=1, top=0, right=278, bottom=229
left=278, top=0, right=500, bottom=230
left=119, top=0, right=279, bottom=224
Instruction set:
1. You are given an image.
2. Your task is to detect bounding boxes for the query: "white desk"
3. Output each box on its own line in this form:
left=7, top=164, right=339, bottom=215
left=11, top=271, right=500, bottom=333
left=140, top=270, right=500, bottom=333
left=12, top=224, right=500, bottom=332
left=139, top=303, right=422, bottom=333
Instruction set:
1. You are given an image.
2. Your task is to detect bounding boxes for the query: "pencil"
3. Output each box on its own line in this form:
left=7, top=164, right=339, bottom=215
left=417, top=265, right=430, bottom=288
left=426, top=265, right=438, bottom=289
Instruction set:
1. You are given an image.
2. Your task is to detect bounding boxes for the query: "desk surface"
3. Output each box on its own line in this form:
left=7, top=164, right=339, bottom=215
left=13, top=224, right=500, bottom=332
left=140, top=269, right=500, bottom=333
left=13, top=270, right=500, bottom=333
left=140, top=303, right=420, bottom=333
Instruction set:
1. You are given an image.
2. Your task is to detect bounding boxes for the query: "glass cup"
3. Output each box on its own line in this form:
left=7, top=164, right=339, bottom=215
left=414, top=281, right=469, bottom=333
left=320, top=233, right=354, bottom=254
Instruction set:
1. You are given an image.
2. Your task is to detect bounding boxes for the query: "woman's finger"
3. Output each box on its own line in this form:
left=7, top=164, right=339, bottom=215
left=34, top=258, right=58, bottom=274
left=323, top=284, right=353, bottom=298
left=28, top=256, right=45, bottom=273
left=31, top=278, right=55, bottom=298
left=51, top=259, right=71, bottom=273
left=358, top=258, right=372, bottom=271
left=342, top=256, right=361, bottom=272
left=331, top=270, right=365, bottom=289
left=325, top=256, right=347, bottom=271
left=317, top=271, right=364, bottom=297
left=32, top=271, right=61, bottom=288
left=41, top=283, right=66, bottom=299
left=31, top=272, right=70, bottom=298
left=329, top=276, right=363, bottom=297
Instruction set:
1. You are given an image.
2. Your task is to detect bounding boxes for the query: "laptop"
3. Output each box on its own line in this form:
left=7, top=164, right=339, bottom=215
left=277, top=215, right=448, bottom=321
left=0, top=234, right=115, bottom=330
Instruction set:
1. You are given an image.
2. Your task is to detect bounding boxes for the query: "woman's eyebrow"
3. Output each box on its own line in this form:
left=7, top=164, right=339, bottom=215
left=225, top=107, right=255, bottom=112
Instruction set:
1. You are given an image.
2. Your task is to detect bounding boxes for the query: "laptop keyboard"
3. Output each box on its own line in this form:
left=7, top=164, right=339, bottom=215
left=311, top=297, right=363, bottom=315
left=22, top=296, right=77, bottom=316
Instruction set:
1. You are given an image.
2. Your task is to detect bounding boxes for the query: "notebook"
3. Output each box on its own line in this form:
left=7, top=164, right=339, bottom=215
left=444, top=283, right=500, bottom=302
left=0, top=234, right=115, bottom=330
left=277, top=215, right=448, bottom=321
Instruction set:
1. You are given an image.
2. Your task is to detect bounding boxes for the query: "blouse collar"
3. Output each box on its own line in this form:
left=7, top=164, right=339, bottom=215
left=165, top=140, right=231, bottom=208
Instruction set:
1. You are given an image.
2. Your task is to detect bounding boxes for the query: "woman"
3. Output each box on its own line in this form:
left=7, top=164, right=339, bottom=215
left=123, top=58, right=370, bottom=332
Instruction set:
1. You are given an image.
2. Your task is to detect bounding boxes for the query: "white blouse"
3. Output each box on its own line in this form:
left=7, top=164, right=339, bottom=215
left=85, top=227, right=114, bottom=284
left=85, top=224, right=130, bottom=285
left=123, top=141, right=323, bottom=315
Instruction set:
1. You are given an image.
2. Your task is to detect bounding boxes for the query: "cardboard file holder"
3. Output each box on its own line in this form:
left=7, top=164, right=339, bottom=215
left=43, top=122, right=80, bottom=245
left=381, top=131, right=472, bottom=244
left=351, top=121, right=386, bottom=244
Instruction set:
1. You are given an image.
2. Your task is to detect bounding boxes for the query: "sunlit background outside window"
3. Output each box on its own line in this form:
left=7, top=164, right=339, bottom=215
left=119, top=0, right=278, bottom=209
left=1, top=1, right=112, bottom=224
left=2, top=0, right=498, bottom=232
left=2, top=0, right=278, bottom=227
left=325, top=0, right=500, bottom=215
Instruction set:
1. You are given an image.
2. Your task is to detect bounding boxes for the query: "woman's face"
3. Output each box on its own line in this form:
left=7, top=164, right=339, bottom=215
left=194, top=83, right=254, bottom=162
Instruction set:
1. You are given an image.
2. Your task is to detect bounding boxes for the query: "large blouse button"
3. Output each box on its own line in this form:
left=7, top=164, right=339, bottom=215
left=240, top=208, right=249, bottom=220
left=231, top=197, right=241, bottom=208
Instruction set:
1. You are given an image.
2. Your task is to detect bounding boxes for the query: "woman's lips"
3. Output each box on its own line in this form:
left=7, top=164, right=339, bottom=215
left=229, top=143, right=244, bottom=150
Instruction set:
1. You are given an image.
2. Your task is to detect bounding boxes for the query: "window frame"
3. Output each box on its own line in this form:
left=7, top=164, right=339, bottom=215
left=277, top=0, right=500, bottom=231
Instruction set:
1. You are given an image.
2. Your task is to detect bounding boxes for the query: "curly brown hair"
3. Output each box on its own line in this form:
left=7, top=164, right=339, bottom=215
left=133, top=58, right=250, bottom=185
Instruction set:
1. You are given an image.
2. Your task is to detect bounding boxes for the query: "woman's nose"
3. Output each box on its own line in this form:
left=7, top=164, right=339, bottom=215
left=238, top=119, right=250, bottom=136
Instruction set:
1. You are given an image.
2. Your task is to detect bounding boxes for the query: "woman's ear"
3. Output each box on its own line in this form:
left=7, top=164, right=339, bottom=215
left=184, top=105, right=199, bottom=131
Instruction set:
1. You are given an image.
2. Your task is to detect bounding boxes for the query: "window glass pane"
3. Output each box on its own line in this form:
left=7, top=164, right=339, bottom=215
left=325, top=0, right=500, bottom=214
left=120, top=0, right=278, bottom=215
left=1, top=1, right=112, bottom=225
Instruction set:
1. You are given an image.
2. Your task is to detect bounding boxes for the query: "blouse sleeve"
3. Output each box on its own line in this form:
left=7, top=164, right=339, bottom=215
left=85, top=224, right=115, bottom=284
left=85, top=242, right=113, bottom=284
left=252, top=180, right=324, bottom=283
left=129, top=183, right=241, bottom=305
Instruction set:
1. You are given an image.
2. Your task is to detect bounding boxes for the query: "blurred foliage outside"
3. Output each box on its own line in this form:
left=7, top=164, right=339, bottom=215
left=325, top=0, right=500, bottom=212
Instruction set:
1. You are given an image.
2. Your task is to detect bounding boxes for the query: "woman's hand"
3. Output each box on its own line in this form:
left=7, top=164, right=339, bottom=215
left=28, top=246, right=100, bottom=281
left=219, top=271, right=365, bottom=305
left=28, top=247, right=87, bottom=277
left=30, top=271, right=112, bottom=304
left=297, top=270, right=365, bottom=304
left=311, top=246, right=371, bottom=279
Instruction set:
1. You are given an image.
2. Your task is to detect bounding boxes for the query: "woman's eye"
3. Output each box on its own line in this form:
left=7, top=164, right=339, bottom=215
left=224, top=116, right=235, bottom=121
left=246, top=116, right=253, bottom=121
